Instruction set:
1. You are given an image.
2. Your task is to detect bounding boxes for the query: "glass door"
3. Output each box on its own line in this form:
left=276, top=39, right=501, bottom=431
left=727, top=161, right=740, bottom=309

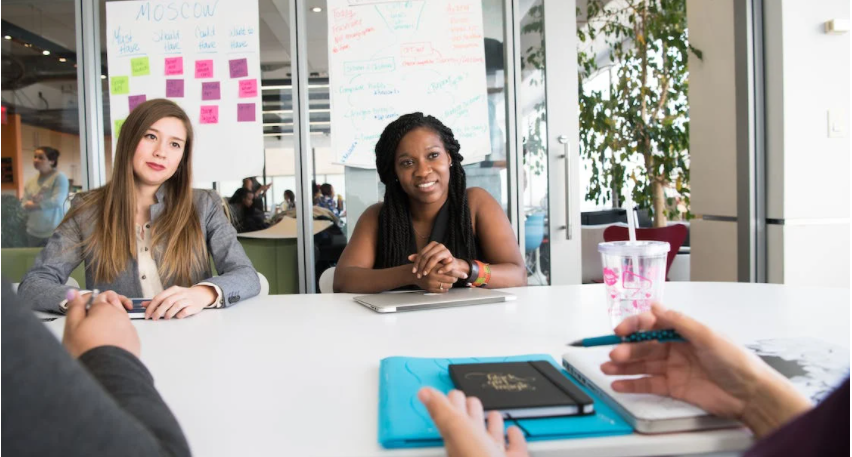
left=535, top=0, right=582, bottom=284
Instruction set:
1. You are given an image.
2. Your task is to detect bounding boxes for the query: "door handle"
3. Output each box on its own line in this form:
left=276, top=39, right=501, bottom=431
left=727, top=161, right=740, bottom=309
left=557, top=135, right=572, bottom=240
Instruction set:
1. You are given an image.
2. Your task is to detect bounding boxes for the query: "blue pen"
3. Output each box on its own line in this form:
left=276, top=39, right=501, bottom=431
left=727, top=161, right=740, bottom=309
left=568, top=329, right=685, bottom=347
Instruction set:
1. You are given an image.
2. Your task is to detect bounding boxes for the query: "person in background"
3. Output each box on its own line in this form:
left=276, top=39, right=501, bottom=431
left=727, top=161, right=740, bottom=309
left=312, top=180, right=322, bottom=206
left=334, top=113, right=526, bottom=293
left=229, top=188, right=269, bottom=233
left=317, top=183, right=343, bottom=217
left=419, top=303, right=850, bottom=457
left=1, top=280, right=191, bottom=456
left=283, top=189, right=296, bottom=211
left=242, top=177, right=271, bottom=213
left=19, top=99, right=260, bottom=318
left=22, top=146, right=69, bottom=247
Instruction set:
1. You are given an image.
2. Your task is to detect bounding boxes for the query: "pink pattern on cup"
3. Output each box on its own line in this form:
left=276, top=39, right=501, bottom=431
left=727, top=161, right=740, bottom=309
left=603, top=268, right=618, bottom=286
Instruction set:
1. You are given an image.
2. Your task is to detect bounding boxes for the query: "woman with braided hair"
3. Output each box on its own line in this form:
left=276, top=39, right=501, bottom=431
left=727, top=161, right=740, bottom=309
left=334, top=112, right=526, bottom=293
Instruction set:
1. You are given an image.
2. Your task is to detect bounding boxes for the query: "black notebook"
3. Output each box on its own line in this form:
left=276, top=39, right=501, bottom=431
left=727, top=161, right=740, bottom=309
left=449, top=361, right=595, bottom=419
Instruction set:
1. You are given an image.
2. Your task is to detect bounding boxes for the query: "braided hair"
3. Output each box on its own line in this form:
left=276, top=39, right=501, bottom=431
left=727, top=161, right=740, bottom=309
left=374, top=112, right=475, bottom=268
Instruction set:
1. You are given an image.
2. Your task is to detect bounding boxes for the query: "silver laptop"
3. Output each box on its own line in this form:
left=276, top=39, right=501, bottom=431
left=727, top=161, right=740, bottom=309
left=354, top=288, right=514, bottom=313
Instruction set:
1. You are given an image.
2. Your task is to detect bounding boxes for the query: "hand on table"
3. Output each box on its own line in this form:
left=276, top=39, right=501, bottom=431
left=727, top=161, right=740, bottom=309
left=418, top=387, right=528, bottom=457
left=63, top=290, right=140, bottom=358
left=600, top=303, right=809, bottom=428
left=143, top=285, right=215, bottom=320
left=407, top=242, right=469, bottom=293
left=86, top=290, right=133, bottom=311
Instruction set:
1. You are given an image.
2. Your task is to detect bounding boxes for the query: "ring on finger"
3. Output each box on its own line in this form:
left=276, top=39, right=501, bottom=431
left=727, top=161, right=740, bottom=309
left=439, top=282, right=444, bottom=290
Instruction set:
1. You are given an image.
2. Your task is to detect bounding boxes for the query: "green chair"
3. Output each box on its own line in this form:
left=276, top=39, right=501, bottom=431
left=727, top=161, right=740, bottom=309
left=236, top=238, right=299, bottom=295
left=1, top=247, right=87, bottom=287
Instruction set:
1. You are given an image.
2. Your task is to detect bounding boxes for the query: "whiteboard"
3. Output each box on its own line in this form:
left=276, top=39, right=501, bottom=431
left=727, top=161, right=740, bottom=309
left=327, top=0, right=492, bottom=169
left=105, top=0, right=263, bottom=182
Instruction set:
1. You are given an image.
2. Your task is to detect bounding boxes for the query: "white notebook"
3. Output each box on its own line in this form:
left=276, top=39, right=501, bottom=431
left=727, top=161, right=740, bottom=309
left=562, top=338, right=850, bottom=434
left=562, top=348, right=739, bottom=434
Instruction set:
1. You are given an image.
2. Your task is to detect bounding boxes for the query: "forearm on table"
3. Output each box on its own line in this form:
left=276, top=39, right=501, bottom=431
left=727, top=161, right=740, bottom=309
left=741, top=369, right=813, bottom=438
left=478, top=263, right=527, bottom=289
left=333, top=265, right=413, bottom=293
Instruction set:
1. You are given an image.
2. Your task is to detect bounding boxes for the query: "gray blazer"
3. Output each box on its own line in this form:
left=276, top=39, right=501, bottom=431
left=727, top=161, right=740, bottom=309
left=19, top=187, right=260, bottom=313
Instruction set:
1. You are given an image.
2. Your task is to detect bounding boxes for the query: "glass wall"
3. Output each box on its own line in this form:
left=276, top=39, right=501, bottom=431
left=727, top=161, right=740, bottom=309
left=1, top=0, right=85, bottom=248
left=4, top=0, right=558, bottom=291
left=518, top=0, right=550, bottom=285
left=305, top=0, right=513, bottom=288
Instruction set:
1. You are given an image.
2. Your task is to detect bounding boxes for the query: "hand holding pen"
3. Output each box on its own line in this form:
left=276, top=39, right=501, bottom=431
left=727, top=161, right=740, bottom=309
left=592, top=303, right=811, bottom=437
left=62, top=289, right=140, bottom=359
left=82, top=290, right=134, bottom=312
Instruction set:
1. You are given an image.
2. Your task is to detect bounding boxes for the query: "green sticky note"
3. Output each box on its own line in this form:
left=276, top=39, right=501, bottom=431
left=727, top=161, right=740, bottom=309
left=114, top=119, right=125, bottom=137
left=110, top=76, right=129, bottom=95
left=131, top=56, right=150, bottom=76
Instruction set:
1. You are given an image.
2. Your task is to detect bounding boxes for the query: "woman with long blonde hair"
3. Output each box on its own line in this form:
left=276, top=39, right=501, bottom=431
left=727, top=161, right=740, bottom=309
left=19, top=99, right=260, bottom=318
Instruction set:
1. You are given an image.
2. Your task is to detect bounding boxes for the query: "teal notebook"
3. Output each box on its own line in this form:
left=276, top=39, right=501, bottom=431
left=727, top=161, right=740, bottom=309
left=378, top=354, right=633, bottom=449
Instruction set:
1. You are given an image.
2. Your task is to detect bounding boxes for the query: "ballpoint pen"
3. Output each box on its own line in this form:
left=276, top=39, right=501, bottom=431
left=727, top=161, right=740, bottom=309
left=568, top=329, right=685, bottom=347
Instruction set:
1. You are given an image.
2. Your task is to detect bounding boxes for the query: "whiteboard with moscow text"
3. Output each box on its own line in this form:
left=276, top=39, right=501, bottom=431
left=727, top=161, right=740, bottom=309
left=327, top=0, right=491, bottom=168
left=105, top=0, right=263, bottom=182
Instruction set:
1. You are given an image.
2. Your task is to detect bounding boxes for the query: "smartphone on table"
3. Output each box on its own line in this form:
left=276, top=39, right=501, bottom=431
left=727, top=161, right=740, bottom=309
left=128, top=299, right=150, bottom=319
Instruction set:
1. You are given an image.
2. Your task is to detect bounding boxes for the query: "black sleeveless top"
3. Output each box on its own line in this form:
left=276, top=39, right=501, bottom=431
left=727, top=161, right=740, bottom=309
left=375, top=199, right=481, bottom=270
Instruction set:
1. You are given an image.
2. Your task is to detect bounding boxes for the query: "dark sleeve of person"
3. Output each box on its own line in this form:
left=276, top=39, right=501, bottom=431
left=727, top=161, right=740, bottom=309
left=0, top=280, right=191, bottom=457
left=745, top=377, right=850, bottom=457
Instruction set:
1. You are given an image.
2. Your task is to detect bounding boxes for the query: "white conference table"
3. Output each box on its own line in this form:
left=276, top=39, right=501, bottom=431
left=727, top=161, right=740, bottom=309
left=44, top=282, right=850, bottom=457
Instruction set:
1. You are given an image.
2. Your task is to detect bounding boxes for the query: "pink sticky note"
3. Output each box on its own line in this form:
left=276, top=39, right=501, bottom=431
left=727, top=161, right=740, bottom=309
left=238, top=79, right=258, bottom=98
left=195, top=59, right=214, bottom=78
left=237, top=103, right=255, bottom=122
left=166, top=79, right=184, bottom=98
left=200, top=105, right=219, bottom=124
left=164, top=57, right=183, bottom=75
left=201, top=82, right=221, bottom=100
left=128, top=94, right=147, bottom=112
left=229, top=58, right=248, bottom=78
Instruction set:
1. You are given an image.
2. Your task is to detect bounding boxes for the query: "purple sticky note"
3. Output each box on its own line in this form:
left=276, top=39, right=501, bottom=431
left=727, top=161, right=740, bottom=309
left=200, top=105, right=219, bottom=124
left=165, top=57, right=183, bottom=75
left=229, top=58, right=248, bottom=78
left=195, top=59, right=214, bottom=78
left=128, top=94, right=147, bottom=112
left=201, top=82, right=221, bottom=100
left=238, top=79, right=258, bottom=98
left=166, top=79, right=184, bottom=98
left=237, top=103, right=255, bottom=122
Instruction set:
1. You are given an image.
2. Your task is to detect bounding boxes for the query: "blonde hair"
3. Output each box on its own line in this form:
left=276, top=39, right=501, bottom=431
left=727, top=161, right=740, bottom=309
left=65, top=99, right=207, bottom=285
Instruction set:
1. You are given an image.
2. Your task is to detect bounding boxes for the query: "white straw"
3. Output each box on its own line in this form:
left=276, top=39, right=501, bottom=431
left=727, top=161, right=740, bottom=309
left=625, top=193, right=639, bottom=276
left=625, top=193, right=637, bottom=244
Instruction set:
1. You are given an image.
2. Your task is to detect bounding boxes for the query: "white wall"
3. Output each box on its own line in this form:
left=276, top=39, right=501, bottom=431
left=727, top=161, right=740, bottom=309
left=766, top=0, right=850, bottom=221
left=764, top=0, right=850, bottom=287
left=688, top=0, right=850, bottom=287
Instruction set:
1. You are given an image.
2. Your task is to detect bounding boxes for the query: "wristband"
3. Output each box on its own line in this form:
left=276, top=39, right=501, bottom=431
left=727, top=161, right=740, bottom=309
left=471, top=260, right=491, bottom=287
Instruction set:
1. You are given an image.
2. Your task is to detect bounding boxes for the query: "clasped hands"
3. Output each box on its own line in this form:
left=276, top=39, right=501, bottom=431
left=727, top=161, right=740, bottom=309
left=407, top=241, right=470, bottom=293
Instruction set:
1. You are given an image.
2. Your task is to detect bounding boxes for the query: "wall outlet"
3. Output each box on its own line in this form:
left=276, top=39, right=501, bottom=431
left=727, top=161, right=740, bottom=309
left=827, top=110, right=848, bottom=138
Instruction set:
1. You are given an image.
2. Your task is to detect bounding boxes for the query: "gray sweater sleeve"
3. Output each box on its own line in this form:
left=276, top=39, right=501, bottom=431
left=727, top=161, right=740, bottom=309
left=18, top=199, right=86, bottom=313
left=197, top=189, right=260, bottom=307
left=0, top=280, right=191, bottom=457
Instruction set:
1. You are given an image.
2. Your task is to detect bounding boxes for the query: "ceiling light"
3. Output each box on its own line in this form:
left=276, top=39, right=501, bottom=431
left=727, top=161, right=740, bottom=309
left=311, top=7, right=322, bottom=12
left=4, top=35, right=11, bottom=40
left=23, top=43, right=32, bottom=47
left=43, top=50, right=51, bottom=55
left=59, top=57, right=67, bottom=62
